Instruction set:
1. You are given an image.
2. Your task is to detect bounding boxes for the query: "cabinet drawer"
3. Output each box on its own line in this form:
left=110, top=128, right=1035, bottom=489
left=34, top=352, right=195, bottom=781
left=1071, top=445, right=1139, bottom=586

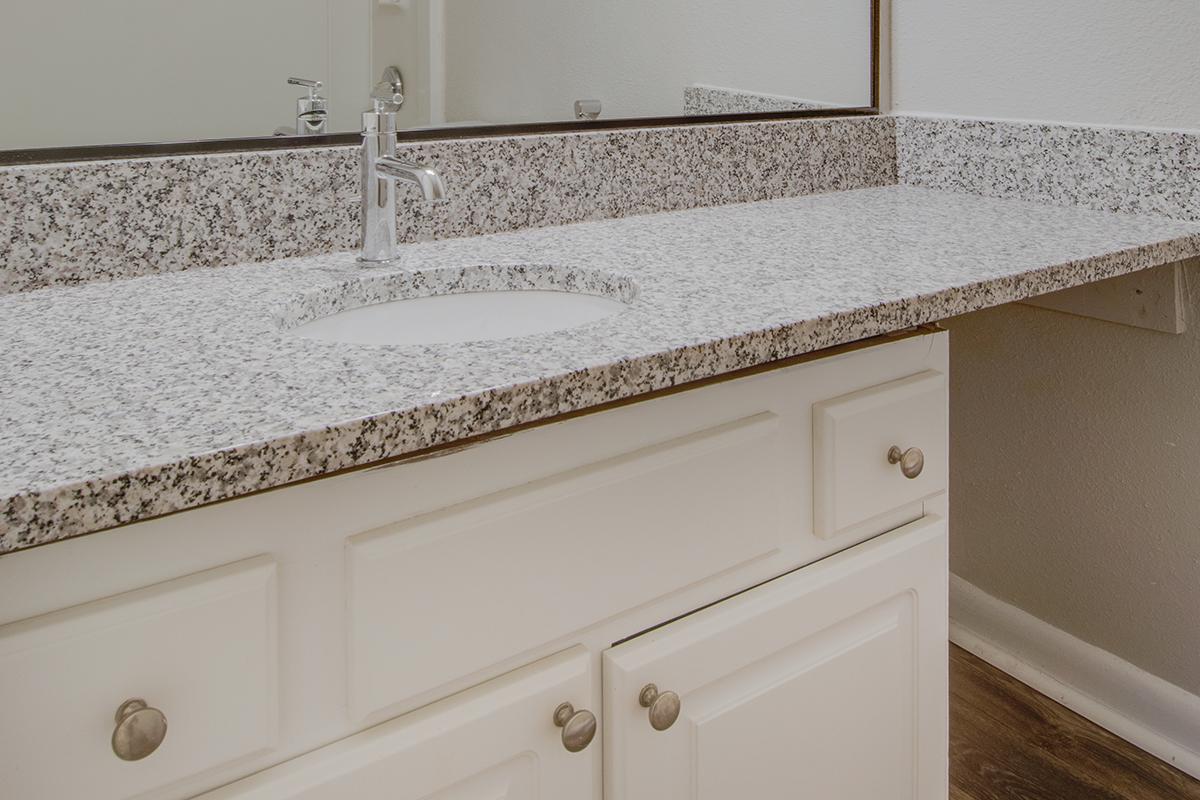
left=347, top=413, right=786, bottom=720
left=197, top=647, right=595, bottom=800
left=813, top=370, right=948, bottom=539
left=0, top=557, right=278, bottom=800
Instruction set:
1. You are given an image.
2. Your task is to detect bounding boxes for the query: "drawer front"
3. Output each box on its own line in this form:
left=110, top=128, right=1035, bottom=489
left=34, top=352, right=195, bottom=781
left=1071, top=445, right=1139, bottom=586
left=813, top=371, right=948, bottom=540
left=197, top=647, right=595, bottom=800
left=0, top=557, right=278, bottom=800
left=348, top=412, right=786, bottom=720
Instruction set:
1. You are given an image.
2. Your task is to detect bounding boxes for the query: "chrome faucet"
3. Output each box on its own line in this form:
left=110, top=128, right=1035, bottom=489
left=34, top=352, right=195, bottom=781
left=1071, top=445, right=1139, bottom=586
left=359, top=68, right=447, bottom=264
left=275, top=78, right=328, bottom=136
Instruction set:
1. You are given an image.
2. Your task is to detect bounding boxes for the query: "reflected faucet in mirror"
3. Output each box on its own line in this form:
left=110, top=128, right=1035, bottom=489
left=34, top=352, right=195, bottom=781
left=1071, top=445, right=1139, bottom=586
left=373, top=66, right=406, bottom=112
left=275, top=78, right=328, bottom=137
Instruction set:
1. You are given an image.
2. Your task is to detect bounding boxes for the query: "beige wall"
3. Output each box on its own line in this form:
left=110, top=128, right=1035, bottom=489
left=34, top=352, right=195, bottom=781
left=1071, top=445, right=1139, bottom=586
left=892, top=1, right=1200, bottom=693
left=892, top=0, right=1200, bottom=129
left=944, top=293, right=1200, bottom=695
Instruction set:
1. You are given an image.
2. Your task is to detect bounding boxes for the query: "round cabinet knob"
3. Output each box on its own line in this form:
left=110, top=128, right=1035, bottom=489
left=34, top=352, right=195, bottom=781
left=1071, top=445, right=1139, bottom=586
left=639, top=684, right=681, bottom=732
left=553, top=702, right=597, bottom=753
left=888, top=446, right=926, bottom=480
left=111, top=699, right=168, bottom=762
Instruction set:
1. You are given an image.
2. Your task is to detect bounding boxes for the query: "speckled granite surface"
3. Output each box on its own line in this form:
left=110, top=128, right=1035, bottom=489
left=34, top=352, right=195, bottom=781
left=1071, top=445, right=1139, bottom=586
left=896, top=115, right=1200, bottom=222
left=3, top=185, right=1199, bottom=553
left=683, top=86, right=835, bottom=115
left=0, top=115, right=895, bottom=294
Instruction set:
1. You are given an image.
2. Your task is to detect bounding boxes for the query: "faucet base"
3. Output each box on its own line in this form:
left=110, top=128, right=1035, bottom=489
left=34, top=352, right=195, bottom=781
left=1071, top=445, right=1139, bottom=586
left=356, top=255, right=405, bottom=267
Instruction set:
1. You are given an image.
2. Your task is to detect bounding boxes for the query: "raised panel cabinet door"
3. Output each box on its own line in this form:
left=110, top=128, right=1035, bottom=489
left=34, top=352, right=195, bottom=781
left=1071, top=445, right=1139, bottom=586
left=603, top=517, right=949, bottom=800
left=198, top=647, right=598, bottom=800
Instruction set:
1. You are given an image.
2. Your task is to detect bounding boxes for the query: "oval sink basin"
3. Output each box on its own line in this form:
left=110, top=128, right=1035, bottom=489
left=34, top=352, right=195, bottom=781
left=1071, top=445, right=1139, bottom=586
left=295, top=290, right=630, bottom=346
left=281, top=265, right=637, bottom=346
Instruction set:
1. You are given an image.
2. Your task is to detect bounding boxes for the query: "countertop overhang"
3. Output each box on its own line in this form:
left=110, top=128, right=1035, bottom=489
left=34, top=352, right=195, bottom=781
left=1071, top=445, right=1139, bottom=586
left=3, top=185, right=1199, bottom=554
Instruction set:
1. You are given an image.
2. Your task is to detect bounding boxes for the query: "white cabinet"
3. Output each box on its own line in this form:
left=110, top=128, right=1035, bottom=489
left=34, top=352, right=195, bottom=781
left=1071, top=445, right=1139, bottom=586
left=198, top=647, right=598, bottom=800
left=203, top=518, right=949, bottom=800
left=603, top=517, right=949, bottom=800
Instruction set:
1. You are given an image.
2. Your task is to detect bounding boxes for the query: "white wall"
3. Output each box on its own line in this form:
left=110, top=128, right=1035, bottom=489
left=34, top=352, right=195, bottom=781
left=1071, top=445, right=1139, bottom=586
left=1, top=0, right=374, bottom=149
left=441, top=0, right=871, bottom=124
left=892, top=0, right=1200, bottom=129
left=892, top=0, right=1200, bottom=695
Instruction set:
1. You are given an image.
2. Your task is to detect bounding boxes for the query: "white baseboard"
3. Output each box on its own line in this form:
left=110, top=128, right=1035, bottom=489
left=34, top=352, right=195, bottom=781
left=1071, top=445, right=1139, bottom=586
left=950, top=575, right=1200, bottom=779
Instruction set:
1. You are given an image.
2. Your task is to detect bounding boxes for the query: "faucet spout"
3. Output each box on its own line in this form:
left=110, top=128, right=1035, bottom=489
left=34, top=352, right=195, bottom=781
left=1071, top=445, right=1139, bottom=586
left=375, top=157, right=448, bottom=202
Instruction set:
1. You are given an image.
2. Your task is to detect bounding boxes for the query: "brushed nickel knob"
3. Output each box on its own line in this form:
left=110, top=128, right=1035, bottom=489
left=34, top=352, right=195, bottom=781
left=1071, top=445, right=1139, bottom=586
left=888, top=446, right=925, bottom=480
left=553, top=702, right=597, bottom=753
left=639, top=684, right=681, bottom=732
left=111, top=699, right=168, bottom=762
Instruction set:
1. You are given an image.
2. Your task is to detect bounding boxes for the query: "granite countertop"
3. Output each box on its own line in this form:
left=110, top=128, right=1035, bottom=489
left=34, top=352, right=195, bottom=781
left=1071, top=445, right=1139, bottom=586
left=3, top=185, right=1200, bottom=554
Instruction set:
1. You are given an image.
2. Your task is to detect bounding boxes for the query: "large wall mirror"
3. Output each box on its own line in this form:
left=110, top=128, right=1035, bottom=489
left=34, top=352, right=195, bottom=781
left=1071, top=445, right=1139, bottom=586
left=1, top=0, right=878, bottom=163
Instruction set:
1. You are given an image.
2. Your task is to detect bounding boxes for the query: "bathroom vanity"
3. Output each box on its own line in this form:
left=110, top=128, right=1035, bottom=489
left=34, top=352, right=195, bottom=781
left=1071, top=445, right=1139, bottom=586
left=6, top=0, right=1200, bottom=793
left=0, top=329, right=949, bottom=800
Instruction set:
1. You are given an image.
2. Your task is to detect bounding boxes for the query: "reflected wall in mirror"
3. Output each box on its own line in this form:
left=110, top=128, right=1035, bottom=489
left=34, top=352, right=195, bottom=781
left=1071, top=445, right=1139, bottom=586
left=1, top=0, right=874, bottom=155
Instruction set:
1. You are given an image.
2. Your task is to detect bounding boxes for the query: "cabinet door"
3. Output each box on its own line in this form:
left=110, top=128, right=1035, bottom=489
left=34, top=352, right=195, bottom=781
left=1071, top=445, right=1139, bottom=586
left=199, top=647, right=597, bottom=800
left=603, top=517, right=948, bottom=800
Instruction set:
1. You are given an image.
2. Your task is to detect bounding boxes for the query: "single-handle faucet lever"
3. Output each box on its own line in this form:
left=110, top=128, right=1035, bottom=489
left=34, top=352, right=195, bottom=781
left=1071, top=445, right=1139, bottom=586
left=359, top=107, right=447, bottom=264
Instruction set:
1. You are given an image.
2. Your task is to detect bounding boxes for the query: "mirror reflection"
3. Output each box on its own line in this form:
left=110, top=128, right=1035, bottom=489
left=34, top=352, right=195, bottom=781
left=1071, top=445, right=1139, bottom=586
left=1, top=0, right=872, bottom=152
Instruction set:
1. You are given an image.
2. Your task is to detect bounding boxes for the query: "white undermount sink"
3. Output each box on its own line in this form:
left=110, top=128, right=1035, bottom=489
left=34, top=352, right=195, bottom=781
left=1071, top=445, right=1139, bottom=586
left=281, top=265, right=637, bottom=346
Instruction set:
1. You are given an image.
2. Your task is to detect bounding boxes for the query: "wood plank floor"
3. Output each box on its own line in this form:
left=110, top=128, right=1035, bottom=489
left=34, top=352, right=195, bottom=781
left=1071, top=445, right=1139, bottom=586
left=951, top=645, right=1200, bottom=799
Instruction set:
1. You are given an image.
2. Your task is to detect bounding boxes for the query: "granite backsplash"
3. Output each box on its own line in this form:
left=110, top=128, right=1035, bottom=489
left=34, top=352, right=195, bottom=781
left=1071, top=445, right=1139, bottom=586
left=896, top=115, right=1200, bottom=223
left=0, top=116, right=897, bottom=294
left=6, top=112, right=1198, bottom=296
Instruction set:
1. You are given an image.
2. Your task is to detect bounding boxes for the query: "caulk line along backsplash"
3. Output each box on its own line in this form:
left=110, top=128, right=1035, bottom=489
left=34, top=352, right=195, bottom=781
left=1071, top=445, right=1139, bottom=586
left=0, top=116, right=897, bottom=294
